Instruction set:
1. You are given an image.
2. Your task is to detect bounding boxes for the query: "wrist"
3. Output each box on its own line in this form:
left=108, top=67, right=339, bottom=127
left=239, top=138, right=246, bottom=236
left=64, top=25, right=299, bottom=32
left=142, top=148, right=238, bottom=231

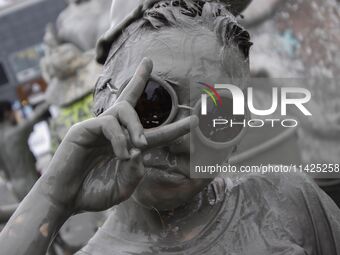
left=1, top=187, right=72, bottom=255
left=35, top=175, right=76, bottom=216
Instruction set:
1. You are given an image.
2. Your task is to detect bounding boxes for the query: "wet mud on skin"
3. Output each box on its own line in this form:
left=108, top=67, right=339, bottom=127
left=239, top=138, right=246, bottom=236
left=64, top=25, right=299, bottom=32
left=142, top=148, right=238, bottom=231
left=1, top=1, right=340, bottom=255
left=92, top=11, right=248, bottom=211
left=81, top=2, right=340, bottom=253
left=78, top=174, right=340, bottom=255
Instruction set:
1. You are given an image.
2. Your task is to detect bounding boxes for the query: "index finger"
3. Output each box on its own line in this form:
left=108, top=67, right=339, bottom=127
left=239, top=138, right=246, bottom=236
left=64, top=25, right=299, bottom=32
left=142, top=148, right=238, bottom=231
left=144, top=116, right=199, bottom=149
left=116, top=57, right=153, bottom=106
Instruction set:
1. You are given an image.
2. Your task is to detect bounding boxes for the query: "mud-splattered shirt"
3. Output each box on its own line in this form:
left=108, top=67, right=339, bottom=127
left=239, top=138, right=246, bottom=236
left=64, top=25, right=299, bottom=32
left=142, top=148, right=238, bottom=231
left=77, top=173, right=340, bottom=255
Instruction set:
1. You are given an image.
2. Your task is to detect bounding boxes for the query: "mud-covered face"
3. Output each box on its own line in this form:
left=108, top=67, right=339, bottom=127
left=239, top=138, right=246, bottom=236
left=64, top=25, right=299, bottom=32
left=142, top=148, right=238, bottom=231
left=96, top=26, right=249, bottom=211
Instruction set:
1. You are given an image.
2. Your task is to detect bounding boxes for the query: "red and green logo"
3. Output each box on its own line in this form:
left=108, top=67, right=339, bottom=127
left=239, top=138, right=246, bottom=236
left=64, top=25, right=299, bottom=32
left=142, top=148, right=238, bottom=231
left=199, top=82, right=223, bottom=108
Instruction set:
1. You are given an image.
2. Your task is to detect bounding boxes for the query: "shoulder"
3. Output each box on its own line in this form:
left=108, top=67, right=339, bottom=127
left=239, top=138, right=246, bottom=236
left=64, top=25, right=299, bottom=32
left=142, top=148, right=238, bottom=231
left=237, top=172, right=315, bottom=191
left=234, top=172, right=321, bottom=206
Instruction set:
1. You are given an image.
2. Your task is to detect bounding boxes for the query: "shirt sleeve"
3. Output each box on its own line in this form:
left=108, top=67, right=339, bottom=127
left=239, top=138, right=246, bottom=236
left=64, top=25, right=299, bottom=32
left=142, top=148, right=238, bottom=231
left=295, top=174, right=340, bottom=254
left=258, top=173, right=340, bottom=255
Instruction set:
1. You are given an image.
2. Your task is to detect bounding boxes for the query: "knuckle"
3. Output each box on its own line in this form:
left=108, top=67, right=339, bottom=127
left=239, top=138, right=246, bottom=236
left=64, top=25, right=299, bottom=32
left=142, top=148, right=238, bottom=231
left=68, top=124, right=78, bottom=133
left=69, top=121, right=85, bottom=133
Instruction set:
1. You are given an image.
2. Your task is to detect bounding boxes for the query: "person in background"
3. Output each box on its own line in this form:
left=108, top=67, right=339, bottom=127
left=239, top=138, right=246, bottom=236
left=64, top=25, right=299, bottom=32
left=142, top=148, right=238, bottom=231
left=41, top=0, right=111, bottom=151
left=0, top=101, right=49, bottom=201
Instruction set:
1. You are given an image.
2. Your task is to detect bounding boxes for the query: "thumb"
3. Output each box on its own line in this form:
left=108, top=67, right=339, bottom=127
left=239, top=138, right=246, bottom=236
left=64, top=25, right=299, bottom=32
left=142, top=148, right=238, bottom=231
left=115, top=148, right=144, bottom=203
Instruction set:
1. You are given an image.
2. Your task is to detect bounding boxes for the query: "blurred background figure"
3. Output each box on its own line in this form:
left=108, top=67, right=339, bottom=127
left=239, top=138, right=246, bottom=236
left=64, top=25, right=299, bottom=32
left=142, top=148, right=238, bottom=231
left=0, top=0, right=111, bottom=253
left=41, top=24, right=102, bottom=152
left=41, top=0, right=111, bottom=153
left=58, top=0, right=111, bottom=51
left=0, top=100, right=48, bottom=200
left=0, top=99, right=49, bottom=230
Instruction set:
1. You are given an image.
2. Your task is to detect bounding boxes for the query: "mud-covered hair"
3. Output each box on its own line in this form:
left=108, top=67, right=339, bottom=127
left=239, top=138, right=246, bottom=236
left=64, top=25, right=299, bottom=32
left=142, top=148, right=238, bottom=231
left=93, top=0, right=252, bottom=116
left=105, top=0, right=251, bottom=63
left=144, top=0, right=252, bottom=58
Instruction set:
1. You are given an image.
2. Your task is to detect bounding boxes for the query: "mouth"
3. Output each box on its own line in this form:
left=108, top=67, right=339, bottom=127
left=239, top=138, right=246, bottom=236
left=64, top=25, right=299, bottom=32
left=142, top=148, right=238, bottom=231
left=142, top=151, right=190, bottom=181
left=145, top=164, right=188, bottom=178
left=145, top=167, right=189, bottom=183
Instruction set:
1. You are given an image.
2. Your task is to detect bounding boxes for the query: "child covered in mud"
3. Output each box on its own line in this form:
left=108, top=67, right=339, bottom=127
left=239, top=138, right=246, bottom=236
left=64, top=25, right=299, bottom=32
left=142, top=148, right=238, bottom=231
left=1, top=1, right=340, bottom=254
